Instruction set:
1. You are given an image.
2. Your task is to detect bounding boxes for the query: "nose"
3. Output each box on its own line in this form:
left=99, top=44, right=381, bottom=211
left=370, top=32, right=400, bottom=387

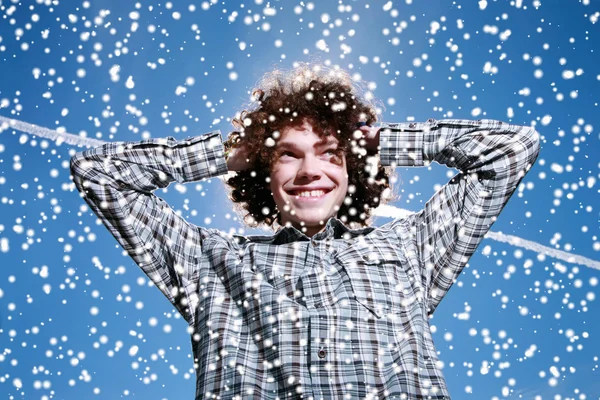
left=296, top=155, right=322, bottom=181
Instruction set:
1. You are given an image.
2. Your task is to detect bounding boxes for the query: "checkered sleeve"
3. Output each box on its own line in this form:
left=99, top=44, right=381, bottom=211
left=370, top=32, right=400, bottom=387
left=70, top=132, right=228, bottom=323
left=380, top=119, right=541, bottom=314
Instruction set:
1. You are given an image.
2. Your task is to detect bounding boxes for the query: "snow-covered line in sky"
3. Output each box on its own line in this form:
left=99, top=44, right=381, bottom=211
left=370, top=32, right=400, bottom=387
left=484, top=231, right=600, bottom=270
left=0, top=115, right=106, bottom=148
left=375, top=203, right=600, bottom=271
left=5, top=116, right=600, bottom=271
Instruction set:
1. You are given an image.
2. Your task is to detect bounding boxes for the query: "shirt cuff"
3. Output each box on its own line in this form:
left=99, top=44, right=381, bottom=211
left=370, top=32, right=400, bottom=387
left=379, top=121, right=430, bottom=167
left=178, top=131, right=228, bottom=181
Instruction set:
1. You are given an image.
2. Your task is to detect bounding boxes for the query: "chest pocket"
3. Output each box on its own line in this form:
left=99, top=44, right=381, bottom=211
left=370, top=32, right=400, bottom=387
left=334, top=244, right=421, bottom=319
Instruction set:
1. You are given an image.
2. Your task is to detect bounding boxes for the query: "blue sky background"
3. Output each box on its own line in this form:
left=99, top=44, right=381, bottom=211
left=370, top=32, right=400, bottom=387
left=1, top=0, right=599, bottom=398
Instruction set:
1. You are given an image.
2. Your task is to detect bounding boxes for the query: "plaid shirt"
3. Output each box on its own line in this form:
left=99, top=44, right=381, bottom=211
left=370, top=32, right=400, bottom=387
left=71, top=119, right=540, bottom=399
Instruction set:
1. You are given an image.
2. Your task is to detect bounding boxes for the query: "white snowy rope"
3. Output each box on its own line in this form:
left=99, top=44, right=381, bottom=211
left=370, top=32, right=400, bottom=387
left=483, top=231, right=600, bottom=271
left=0, top=115, right=106, bottom=148
left=374, top=205, right=600, bottom=271
left=4, top=116, right=599, bottom=271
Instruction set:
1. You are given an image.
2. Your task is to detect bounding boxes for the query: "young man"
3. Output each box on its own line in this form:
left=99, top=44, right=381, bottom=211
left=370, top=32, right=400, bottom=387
left=71, top=65, right=540, bottom=399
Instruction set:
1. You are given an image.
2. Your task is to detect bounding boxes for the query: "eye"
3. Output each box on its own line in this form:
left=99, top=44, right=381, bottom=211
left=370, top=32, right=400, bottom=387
left=324, top=148, right=342, bottom=160
left=323, top=148, right=343, bottom=165
left=279, top=151, right=296, bottom=158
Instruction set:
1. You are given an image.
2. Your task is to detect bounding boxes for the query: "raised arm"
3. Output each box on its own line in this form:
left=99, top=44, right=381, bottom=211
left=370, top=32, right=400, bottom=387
left=70, top=132, right=228, bottom=324
left=378, top=119, right=541, bottom=314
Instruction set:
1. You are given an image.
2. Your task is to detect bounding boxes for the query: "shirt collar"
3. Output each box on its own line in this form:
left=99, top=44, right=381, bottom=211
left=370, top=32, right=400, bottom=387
left=235, top=217, right=375, bottom=245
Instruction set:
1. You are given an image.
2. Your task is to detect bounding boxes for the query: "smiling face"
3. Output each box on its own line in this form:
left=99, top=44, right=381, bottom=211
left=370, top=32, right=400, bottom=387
left=269, top=120, right=349, bottom=236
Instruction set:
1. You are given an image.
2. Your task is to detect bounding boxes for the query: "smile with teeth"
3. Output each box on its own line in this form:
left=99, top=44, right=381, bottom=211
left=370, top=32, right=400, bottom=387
left=290, top=189, right=330, bottom=198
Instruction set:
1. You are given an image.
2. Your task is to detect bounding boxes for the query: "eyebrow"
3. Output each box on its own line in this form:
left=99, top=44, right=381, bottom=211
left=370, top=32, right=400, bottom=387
left=276, top=139, right=338, bottom=151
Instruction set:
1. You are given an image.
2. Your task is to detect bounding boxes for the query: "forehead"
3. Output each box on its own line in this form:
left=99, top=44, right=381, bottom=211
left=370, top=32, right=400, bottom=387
left=277, top=120, right=339, bottom=147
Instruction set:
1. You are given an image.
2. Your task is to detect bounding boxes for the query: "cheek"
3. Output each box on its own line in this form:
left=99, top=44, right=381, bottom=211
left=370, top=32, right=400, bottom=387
left=268, top=181, right=285, bottom=210
left=269, top=169, right=287, bottom=198
left=329, top=165, right=349, bottom=187
left=268, top=179, right=279, bottom=200
left=270, top=164, right=295, bottom=185
left=338, top=171, right=349, bottom=200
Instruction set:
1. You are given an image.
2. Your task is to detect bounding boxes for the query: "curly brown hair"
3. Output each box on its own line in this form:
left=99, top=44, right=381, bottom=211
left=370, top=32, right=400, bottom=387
left=224, top=63, right=395, bottom=229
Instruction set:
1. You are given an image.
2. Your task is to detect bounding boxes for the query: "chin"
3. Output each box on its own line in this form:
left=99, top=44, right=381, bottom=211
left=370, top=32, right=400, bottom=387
left=288, top=212, right=331, bottom=229
left=293, top=217, right=325, bottom=227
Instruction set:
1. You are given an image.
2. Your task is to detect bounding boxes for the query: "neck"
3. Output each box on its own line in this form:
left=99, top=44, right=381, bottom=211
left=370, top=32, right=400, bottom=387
left=281, top=220, right=328, bottom=237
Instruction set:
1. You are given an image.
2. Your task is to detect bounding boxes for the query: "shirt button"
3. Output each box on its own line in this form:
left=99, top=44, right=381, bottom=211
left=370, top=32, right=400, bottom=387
left=317, top=348, right=327, bottom=359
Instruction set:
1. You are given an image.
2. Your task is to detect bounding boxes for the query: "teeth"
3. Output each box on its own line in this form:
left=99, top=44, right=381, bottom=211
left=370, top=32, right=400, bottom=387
left=295, top=190, right=326, bottom=197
